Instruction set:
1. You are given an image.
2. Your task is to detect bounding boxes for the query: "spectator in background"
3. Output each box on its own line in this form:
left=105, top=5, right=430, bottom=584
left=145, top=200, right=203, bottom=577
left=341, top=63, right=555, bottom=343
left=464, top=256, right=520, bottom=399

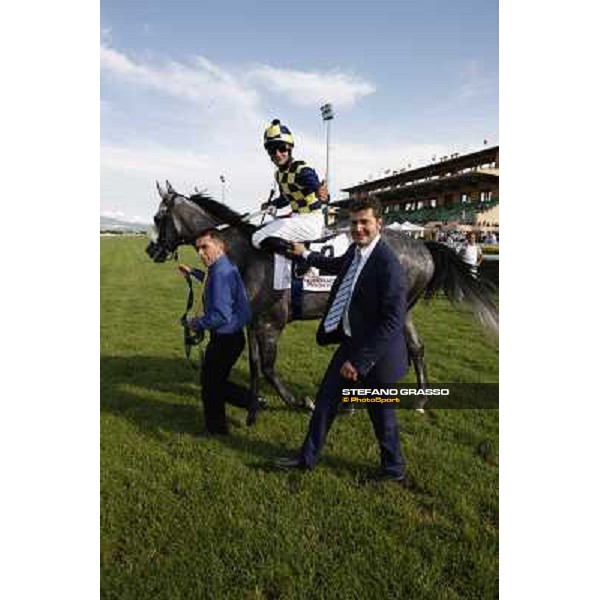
left=459, top=232, right=483, bottom=276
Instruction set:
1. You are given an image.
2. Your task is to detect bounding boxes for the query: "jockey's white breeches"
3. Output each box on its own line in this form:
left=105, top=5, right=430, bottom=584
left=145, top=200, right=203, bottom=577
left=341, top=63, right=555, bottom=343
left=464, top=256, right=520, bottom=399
left=251, top=211, right=324, bottom=249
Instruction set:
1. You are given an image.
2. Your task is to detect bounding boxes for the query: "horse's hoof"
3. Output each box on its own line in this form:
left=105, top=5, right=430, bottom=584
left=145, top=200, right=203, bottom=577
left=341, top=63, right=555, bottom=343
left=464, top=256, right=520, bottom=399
left=415, top=408, right=425, bottom=415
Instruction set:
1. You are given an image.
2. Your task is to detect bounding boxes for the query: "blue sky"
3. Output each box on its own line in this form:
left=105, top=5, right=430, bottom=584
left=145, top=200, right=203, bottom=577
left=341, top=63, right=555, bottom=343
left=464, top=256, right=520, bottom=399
left=101, top=0, right=498, bottom=222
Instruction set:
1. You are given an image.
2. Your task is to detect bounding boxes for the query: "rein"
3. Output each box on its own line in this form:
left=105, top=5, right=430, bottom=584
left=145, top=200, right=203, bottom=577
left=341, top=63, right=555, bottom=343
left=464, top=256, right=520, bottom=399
left=180, top=271, right=205, bottom=371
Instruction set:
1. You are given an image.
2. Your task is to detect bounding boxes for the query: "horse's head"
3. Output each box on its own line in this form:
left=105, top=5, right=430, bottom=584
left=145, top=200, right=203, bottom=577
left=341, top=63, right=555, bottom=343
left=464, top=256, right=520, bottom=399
left=145, top=180, right=218, bottom=263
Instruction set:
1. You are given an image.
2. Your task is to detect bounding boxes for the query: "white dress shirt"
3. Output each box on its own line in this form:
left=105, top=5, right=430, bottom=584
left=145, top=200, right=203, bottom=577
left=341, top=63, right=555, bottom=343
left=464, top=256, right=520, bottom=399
left=304, top=235, right=381, bottom=336
left=341, top=234, right=380, bottom=336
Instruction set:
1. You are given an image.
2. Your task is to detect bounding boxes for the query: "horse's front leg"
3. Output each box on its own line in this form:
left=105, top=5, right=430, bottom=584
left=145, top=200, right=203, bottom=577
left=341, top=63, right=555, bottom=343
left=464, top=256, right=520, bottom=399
left=255, top=321, right=312, bottom=411
left=405, top=312, right=429, bottom=413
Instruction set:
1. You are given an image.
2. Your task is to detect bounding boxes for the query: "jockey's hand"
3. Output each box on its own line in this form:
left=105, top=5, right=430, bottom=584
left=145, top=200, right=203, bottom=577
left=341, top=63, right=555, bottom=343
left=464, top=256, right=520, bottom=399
left=340, top=361, right=359, bottom=381
left=291, top=242, right=306, bottom=256
left=317, top=183, right=329, bottom=202
left=177, top=263, right=191, bottom=277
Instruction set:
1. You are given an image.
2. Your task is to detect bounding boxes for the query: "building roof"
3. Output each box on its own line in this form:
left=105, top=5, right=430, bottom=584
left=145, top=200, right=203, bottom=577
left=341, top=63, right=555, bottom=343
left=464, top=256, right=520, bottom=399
left=376, top=171, right=498, bottom=202
left=342, top=145, right=499, bottom=195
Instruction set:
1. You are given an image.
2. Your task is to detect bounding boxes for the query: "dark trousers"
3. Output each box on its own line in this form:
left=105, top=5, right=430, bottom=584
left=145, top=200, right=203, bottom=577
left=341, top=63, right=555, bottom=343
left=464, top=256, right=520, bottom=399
left=299, top=343, right=406, bottom=477
left=200, top=330, right=256, bottom=434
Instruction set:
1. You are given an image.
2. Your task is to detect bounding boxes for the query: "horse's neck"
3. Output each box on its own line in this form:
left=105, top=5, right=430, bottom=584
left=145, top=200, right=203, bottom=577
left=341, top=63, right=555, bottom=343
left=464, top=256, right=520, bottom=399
left=177, top=198, right=219, bottom=236
left=222, top=228, right=253, bottom=274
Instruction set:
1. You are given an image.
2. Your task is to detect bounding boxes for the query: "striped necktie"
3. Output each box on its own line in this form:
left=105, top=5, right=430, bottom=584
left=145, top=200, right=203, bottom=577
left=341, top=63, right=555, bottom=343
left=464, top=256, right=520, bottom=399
left=323, top=249, right=362, bottom=333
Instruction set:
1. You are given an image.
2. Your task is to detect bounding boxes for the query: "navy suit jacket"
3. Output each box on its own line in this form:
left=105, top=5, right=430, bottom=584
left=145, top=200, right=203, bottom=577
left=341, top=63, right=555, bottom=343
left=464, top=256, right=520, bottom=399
left=307, top=238, right=408, bottom=382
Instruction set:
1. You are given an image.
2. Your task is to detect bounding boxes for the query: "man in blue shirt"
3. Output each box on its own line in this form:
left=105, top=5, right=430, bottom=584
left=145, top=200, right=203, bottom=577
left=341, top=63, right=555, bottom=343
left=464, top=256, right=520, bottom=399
left=180, top=229, right=260, bottom=435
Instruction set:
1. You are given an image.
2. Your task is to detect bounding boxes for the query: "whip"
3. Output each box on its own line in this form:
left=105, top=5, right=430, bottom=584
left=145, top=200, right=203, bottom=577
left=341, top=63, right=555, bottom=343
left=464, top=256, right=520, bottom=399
left=260, top=185, right=277, bottom=226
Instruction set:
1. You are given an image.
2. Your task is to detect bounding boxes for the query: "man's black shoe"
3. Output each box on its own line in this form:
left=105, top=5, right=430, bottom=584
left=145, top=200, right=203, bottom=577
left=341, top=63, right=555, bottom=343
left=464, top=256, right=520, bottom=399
left=362, top=471, right=413, bottom=488
left=272, top=456, right=309, bottom=470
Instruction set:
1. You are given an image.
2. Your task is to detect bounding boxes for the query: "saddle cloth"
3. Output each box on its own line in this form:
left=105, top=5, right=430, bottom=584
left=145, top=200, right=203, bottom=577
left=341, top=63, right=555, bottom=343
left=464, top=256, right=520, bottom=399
left=273, top=233, right=350, bottom=291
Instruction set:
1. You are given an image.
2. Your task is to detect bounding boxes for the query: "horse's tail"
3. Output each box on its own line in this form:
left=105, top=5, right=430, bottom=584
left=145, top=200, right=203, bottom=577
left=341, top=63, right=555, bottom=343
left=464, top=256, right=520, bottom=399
left=424, top=241, right=498, bottom=336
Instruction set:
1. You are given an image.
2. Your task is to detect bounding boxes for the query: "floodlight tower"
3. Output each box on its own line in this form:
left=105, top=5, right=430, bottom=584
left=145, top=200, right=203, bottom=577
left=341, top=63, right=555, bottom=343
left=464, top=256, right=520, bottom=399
left=219, top=174, right=226, bottom=203
left=320, top=103, right=334, bottom=185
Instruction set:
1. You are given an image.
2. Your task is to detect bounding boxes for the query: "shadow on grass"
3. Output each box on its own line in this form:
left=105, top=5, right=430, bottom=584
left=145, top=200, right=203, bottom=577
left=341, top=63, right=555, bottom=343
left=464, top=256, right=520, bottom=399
left=100, top=354, right=300, bottom=427
left=101, top=355, right=201, bottom=436
left=101, top=353, right=316, bottom=406
left=101, top=355, right=375, bottom=477
left=220, top=431, right=376, bottom=480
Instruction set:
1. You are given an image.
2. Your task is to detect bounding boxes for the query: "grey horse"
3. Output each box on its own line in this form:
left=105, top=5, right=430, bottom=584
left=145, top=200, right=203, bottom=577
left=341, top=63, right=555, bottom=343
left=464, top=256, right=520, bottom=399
left=146, top=181, right=498, bottom=411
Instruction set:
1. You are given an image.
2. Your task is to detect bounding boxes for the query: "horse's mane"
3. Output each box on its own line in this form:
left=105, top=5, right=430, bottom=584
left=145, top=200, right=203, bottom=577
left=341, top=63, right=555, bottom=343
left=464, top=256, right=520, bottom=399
left=188, top=191, right=257, bottom=235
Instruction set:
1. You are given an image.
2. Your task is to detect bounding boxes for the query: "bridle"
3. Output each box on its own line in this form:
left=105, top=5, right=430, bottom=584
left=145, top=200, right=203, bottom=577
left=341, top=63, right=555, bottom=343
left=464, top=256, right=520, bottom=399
left=148, top=193, right=194, bottom=261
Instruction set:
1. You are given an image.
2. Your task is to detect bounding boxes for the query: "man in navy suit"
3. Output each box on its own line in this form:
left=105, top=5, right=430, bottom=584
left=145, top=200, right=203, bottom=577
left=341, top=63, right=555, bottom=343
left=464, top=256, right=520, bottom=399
left=274, top=197, right=410, bottom=483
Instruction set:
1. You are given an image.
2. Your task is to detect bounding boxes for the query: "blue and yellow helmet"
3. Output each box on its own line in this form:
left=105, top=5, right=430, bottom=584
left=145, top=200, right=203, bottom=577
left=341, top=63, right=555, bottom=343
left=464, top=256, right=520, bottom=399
left=263, top=119, right=294, bottom=150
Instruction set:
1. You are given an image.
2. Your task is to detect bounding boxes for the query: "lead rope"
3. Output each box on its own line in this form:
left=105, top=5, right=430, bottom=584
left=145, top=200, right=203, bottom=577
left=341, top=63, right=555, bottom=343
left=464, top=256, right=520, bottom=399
left=180, top=272, right=205, bottom=372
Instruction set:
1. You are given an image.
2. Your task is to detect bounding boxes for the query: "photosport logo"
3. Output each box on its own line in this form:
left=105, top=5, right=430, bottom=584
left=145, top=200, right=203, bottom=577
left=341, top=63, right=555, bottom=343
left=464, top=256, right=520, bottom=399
left=339, top=384, right=499, bottom=409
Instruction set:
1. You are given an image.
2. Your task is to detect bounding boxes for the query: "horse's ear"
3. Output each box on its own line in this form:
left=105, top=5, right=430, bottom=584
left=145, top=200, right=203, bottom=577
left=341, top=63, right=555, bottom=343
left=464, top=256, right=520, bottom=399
left=166, top=180, right=176, bottom=194
left=156, top=181, right=167, bottom=199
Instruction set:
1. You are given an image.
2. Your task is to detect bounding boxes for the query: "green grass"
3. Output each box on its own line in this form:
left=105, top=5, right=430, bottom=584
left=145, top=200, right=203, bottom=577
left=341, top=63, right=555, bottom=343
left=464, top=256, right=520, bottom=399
left=101, top=237, right=499, bottom=599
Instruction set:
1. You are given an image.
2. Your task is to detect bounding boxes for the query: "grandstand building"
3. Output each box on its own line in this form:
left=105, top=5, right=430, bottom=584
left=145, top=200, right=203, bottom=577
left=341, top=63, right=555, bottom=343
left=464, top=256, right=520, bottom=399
left=338, top=145, right=499, bottom=229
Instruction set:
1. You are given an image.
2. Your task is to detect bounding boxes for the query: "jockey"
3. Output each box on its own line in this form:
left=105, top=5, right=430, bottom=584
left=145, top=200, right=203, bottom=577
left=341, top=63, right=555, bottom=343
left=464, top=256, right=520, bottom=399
left=252, top=119, right=327, bottom=257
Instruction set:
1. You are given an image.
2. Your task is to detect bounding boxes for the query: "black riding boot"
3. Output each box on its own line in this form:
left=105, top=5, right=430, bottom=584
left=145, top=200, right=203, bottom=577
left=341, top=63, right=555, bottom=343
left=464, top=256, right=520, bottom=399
left=259, top=236, right=294, bottom=258
left=293, top=256, right=311, bottom=278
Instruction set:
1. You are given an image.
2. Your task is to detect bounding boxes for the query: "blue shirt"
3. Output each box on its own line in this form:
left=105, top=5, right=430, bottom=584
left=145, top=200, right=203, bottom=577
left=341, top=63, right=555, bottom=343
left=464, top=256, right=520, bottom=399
left=189, top=255, right=251, bottom=334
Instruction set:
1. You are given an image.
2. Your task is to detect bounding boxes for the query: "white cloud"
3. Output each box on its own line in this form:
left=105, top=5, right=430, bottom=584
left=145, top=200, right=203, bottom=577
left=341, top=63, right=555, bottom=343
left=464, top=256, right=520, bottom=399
left=101, top=43, right=373, bottom=218
left=100, top=209, right=125, bottom=219
left=102, top=144, right=213, bottom=175
left=100, top=42, right=376, bottom=114
left=101, top=42, right=484, bottom=223
left=101, top=144, right=222, bottom=222
left=100, top=45, right=260, bottom=116
left=101, top=134, right=467, bottom=222
left=248, top=65, right=376, bottom=107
